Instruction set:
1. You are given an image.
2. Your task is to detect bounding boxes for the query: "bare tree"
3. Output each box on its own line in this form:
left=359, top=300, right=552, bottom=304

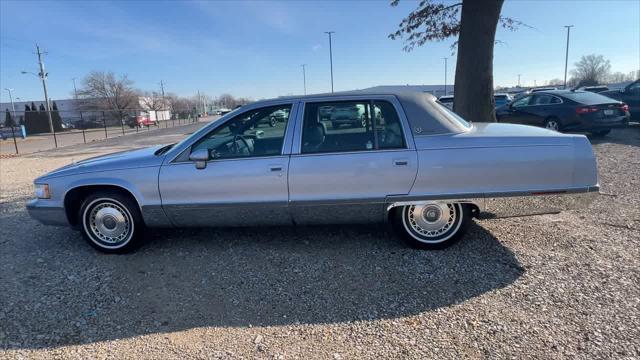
left=165, top=93, right=196, bottom=119
left=77, top=71, right=138, bottom=120
left=608, top=72, right=627, bottom=83
left=217, top=93, right=237, bottom=108
left=570, top=54, right=611, bottom=87
left=389, top=0, right=526, bottom=122
left=545, top=78, right=564, bottom=86
left=139, top=91, right=166, bottom=111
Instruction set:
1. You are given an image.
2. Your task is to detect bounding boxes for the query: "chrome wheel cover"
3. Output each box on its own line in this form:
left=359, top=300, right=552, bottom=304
left=402, top=203, right=463, bottom=244
left=83, top=198, right=134, bottom=248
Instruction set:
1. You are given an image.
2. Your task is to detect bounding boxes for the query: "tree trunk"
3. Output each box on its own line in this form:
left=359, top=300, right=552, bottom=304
left=453, top=0, right=503, bottom=123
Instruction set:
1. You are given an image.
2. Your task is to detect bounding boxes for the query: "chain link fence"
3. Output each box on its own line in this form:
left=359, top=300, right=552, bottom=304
left=0, top=108, right=203, bottom=155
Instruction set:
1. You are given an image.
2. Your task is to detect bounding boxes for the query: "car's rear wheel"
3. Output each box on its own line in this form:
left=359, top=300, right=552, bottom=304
left=544, top=117, right=561, bottom=131
left=591, top=129, right=611, bottom=137
left=79, top=191, right=145, bottom=253
left=269, top=116, right=277, bottom=127
left=392, top=203, right=471, bottom=250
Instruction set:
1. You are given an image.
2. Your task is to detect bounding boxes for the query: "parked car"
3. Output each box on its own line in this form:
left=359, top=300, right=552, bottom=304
left=438, top=94, right=512, bottom=110
left=27, top=90, right=599, bottom=253
left=494, top=93, right=513, bottom=108
left=495, top=90, right=630, bottom=136
left=579, top=85, right=609, bottom=93
left=215, top=108, right=232, bottom=115
left=438, top=95, right=454, bottom=110
left=76, top=118, right=104, bottom=130
left=126, top=114, right=157, bottom=128
left=599, top=79, right=640, bottom=120
left=330, top=103, right=367, bottom=128
left=61, top=122, right=75, bottom=130
left=529, top=87, right=558, bottom=93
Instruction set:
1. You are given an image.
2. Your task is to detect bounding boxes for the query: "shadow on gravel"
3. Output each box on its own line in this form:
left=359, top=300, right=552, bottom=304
left=2, top=206, right=524, bottom=350
left=586, top=126, right=640, bottom=147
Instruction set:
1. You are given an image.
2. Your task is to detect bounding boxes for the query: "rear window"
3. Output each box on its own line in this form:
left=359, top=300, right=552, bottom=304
left=563, top=91, right=618, bottom=105
left=435, top=102, right=471, bottom=129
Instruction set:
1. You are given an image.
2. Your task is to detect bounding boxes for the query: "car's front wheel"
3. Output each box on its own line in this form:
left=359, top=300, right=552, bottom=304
left=79, top=191, right=145, bottom=253
left=269, top=116, right=277, bottom=127
left=392, top=203, right=471, bottom=250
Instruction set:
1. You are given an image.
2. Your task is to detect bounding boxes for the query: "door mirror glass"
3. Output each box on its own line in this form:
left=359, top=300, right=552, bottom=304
left=189, top=148, right=209, bottom=169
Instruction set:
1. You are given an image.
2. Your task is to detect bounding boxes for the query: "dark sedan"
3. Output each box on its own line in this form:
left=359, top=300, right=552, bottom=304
left=599, top=80, right=639, bottom=120
left=496, top=90, right=630, bottom=136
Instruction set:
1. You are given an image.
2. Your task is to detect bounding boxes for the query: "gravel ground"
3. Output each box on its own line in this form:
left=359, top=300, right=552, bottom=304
left=1, top=126, right=639, bottom=359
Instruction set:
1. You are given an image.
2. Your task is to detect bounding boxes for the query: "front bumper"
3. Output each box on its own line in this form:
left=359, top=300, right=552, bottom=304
left=26, top=199, right=68, bottom=226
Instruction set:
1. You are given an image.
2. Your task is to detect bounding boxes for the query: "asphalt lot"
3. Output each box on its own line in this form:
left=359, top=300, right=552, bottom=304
left=0, top=125, right=639, bottom=358
left=0, top=117, right=211, bottom=156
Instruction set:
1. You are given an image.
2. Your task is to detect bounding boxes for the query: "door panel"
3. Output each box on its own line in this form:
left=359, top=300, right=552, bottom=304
left=159, top=157, right=291, bottom=227
left=288, top=150, right=418, bottom=224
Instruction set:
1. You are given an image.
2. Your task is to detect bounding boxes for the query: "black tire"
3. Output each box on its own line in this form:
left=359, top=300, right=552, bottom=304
left=544, top=117, right=562, bottom=132
left=591, top=129, right=611, bottom=137
left=78, top=190, right=145, bottom=254
left=392, top=203, right=471, bottom=250
left=269, top=116, right=277, bottom=127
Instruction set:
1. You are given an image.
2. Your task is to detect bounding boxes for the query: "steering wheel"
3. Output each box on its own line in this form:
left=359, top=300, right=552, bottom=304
left=231, top=134, right=251, bottom=155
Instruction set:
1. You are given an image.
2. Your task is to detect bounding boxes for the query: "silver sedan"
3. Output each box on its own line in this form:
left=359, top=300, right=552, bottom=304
left=27, top=90, right=599, bottom=253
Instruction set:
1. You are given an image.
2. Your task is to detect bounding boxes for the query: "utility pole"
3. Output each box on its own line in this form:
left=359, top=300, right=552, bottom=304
left=517, top=74, right=521, bottom=87
left=301, top=64, right=307, bottom=95
left=35, top=44, right=54, bottom=134
left=443, top=57, right=448, bottom=96
left=160, top=80, right=166, bottom=100
left=563, top=25, right=574, bottom=89
left=324, top=31, right=335, bottom=93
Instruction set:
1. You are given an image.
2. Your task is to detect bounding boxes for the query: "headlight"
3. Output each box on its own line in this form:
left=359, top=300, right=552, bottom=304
left=35, top=184, right=50, bottom=199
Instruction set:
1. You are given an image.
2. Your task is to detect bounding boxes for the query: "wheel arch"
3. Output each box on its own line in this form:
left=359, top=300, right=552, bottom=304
left=386, top=200, right=482, bottom=222
left=64, top=184, right=142, bottom=226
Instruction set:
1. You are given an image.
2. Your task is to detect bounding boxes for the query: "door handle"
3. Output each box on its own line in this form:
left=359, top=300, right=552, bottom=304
left=393, top=159, right=408, bottom=166
left=269, top=166, right=283, bottom=172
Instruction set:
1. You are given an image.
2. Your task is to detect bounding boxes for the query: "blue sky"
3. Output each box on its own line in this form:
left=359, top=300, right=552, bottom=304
left=1, top=0, right=638, bottom=103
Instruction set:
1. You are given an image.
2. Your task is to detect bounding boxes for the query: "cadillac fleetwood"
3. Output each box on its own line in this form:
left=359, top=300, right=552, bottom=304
left=27, top=90, right=599, bottom=253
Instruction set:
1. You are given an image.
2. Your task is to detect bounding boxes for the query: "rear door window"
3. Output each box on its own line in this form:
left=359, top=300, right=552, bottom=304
left=301, top=100, right=405, bottom=154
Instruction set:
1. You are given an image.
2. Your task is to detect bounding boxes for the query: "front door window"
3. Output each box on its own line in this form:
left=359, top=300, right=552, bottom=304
left=191, top=104, right=292, bottom=160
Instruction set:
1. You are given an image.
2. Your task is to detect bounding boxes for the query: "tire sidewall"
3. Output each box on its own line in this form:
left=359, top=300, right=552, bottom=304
left=393, top=203, right=471, bottom=250
left=79, top=191, right=144, bottom=253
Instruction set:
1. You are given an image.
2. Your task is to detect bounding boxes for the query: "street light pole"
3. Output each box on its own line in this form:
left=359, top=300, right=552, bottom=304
left=301, top=64, right=307, bottom=95
left=4, top=88, right=19, bottom=154
left=324, top=31, right=335, bottom=93
left=72, top=77, right=78, bottom=99
left=563, top=25, right=574, bottom=89
left=4, top=88, right=16, bottom=119
left=443, top=57, right=448, bottom=96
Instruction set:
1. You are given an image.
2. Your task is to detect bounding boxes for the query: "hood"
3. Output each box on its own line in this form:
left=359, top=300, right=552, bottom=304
left=39, top=145, right=168, bottom=180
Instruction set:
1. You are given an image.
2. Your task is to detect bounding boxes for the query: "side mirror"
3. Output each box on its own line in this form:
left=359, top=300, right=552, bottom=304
left=189, top=149, right=209, bottom=170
